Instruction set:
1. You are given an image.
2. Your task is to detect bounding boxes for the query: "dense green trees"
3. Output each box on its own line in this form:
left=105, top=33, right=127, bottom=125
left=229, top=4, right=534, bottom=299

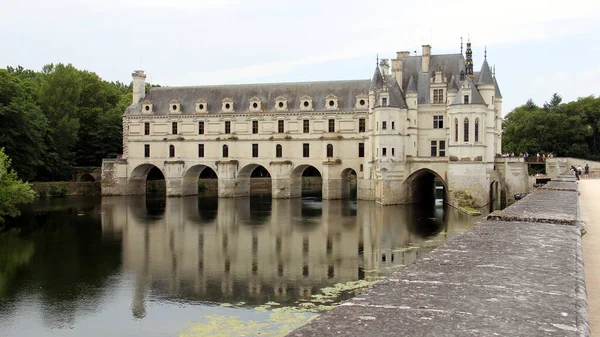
left=0, top=148, right=35, bottom=223
left=0, top=64, right=131, bottom=181
left=502, top=94, right=600, bottom=159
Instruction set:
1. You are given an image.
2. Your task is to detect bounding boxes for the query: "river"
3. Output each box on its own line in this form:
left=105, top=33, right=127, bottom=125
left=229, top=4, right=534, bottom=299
left=0, top=194, right=481, bottom=336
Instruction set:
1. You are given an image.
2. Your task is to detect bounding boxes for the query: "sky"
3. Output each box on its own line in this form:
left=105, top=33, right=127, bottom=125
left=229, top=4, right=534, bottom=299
left=1, top=0, right=600, bottom=114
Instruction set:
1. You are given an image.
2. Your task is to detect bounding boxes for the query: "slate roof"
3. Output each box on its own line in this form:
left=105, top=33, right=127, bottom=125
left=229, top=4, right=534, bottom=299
left=476, top=58, right=494, bottom=85
left=126, top=80, right=371, bottom=115
left=399, top=54, right=466, bottom=104
left=452, top=76, right=486, bottom=105
left=125, top=51, right=497, bottom=115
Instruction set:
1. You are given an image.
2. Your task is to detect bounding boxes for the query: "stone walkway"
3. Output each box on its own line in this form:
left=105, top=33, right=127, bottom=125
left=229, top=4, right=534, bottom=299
left=580, top=179, right=600, bottom=336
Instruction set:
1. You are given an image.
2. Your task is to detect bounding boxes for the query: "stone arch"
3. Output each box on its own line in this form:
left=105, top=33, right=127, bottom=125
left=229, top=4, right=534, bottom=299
left=237, top=164, right=272, bottom=196
left=403, top=168, right=447, bottom=204
left=340, top=168, right=358, bottom=199
left=182, top=164, right=219, bottom=196
left=129, top=164, right=166, bottom=195
left=291, top=165, right=322, bottom=198
left=79, top=173, right=96, bottom=182
left=489, top=180, right=499, bottom=212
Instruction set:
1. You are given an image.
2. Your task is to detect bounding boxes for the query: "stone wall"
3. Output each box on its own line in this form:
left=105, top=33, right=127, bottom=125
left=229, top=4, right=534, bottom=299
left=288, top=171, right=588, bottom=336
left=32, top=182, right=101, bottom=197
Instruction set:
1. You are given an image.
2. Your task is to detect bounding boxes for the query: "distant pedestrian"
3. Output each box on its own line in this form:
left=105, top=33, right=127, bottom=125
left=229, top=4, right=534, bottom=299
left=585, top=163, right=590, bottom=178
left=572, top=165, right=580, bottom=180
left=537, top=153, right=540, bottom=161
left=578, top=165, right=583, bottom=177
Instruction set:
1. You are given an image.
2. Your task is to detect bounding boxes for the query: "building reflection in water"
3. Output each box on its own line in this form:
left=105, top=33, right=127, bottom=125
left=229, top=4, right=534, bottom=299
left=100, top=195, right=477, bottom=317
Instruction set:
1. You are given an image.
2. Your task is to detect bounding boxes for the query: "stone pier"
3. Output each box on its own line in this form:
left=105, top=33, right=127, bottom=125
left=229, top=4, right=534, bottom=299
left=288, top=171, right=589, bottom=336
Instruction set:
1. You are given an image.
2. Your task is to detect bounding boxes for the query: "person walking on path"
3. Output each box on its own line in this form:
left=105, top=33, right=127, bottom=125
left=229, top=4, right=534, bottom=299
left=585, top=163, right=590, bottom=179
left=578, top=165, right=583, bottom=177
left=572, top=165, right=580, bottom=180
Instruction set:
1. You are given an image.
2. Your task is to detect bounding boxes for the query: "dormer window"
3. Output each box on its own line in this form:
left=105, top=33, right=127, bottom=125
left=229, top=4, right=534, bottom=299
left=432, top=89, right=444, bottom=104
left=221, top=97, right=234, bottom=113
left=249, top=96, right=262, bottom=112
left=169, top=99, right=181, bottom=114
left=142, top=100, right=153, bottom=114
left=460, top=70, right=465, bottom=81
left=275, top=96, right=288, bottom=111
left=299, top=95, right=313, bottom=111
left=325, top=94, right=339, bottom=110
left=196, top=98, right=207, bottom=113
left=381, top=96, right=388, bottom=107
left=355, top=94, right=368, bottom=109
left=463, top=95, right=469, bottom=104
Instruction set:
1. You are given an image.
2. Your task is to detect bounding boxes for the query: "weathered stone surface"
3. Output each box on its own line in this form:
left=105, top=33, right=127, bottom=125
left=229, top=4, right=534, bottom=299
left=288, top=220, right=588, bottom=336
left=540, top=180, right=579, bottom=191
left=487, top=189, right=578, bottom=225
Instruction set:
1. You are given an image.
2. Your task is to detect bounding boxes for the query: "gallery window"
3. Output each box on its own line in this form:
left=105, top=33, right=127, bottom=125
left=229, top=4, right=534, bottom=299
left=326, top=144, right=333, bottom=158
left=276, top=144, right=282, bottom=158
left=222, top=144, right=229, bottom=158
left=169, top=145, right=175, bottom=158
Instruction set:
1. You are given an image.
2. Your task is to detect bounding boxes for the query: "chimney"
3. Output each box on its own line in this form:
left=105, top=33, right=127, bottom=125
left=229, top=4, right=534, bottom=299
left=391, top=51, right=410, bottom=87
left=421, top=45, right=431, bottom=73
left=132, top=70, right=146, bottom=104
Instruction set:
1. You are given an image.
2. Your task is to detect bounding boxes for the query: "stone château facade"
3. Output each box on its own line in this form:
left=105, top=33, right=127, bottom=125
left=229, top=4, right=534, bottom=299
left=102, top=41, right=508, bottom=206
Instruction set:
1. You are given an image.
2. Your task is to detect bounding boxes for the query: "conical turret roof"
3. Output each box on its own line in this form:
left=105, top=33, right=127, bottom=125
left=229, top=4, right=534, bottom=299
left=477, top=58, right=494, bottom=85
left=406, top=76, right=417, bottom=94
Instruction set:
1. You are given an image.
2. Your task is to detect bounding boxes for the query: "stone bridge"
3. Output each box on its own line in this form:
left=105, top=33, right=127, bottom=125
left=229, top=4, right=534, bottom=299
left=102, top=156, right=532, bottom=207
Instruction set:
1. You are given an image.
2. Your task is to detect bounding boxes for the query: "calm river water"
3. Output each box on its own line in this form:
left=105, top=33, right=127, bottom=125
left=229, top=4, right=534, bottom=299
left=0, top=194, right=481, bottom=337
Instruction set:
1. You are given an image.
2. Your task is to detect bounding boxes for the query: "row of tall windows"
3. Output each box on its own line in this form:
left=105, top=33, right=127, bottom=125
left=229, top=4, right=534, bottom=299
left=143, top=118, right=369, bottom=135
left=453, top=118, right=480, bottom=143
left=144, top=143, right=366, bottom=159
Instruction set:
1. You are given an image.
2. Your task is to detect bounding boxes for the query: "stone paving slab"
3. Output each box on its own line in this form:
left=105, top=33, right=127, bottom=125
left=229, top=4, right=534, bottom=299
left=288, top=220, right=588, bottom=336
left=541, top=181, right=579, bottom=191
left=488, top=189, right=578, bottom=224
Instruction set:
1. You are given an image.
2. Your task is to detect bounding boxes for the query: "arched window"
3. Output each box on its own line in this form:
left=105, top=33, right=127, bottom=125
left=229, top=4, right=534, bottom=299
left=169, top=145, right=175, bottom=158
left=454, top=118, right=458, bottom=142
left=463, top=118, right=469, bottom=142
left=222, top=144, right=229, bottom=158
left=474, top=118, right=480, bottom=142
left=326, top=144, right=333, bottom=158
left=276, top=144, right=282, bottom=158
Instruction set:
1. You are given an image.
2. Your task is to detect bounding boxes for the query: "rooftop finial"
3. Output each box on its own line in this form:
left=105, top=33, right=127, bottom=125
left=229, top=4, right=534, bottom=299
left=484, top=45, right=487, bottom=58
left=376, top=53, right=379, bottom=66
left=465, top=37, right=473, bottom=77
left=493, top=65, right=496, bottom=78
left=460, top=36, right=463, bottom=55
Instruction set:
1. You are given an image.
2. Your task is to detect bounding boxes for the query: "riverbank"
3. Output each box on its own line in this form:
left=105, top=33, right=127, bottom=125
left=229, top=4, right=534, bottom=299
left=288, top=171, right=588, bottom=336
left=30, top=181, right=100, bottom=197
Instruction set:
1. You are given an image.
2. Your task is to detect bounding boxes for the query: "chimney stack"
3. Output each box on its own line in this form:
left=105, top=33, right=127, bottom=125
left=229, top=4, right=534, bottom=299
left=391, top=51, right=410, bottom=86
left=421, top=45, right=431, bottom=73
left=132, top=70, right=146, bottom=104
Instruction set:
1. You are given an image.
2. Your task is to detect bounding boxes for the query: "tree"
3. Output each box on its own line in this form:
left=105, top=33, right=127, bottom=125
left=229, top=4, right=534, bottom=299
left=0, top=69, right=48, bottom=180
left=503, top=95, right=588, bottom=157
left=0, top=148, right=35, bottom=223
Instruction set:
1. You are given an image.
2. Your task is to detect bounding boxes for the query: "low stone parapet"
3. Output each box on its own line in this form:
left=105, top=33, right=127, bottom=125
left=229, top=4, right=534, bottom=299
left=288, top=171, right=589, bottom=336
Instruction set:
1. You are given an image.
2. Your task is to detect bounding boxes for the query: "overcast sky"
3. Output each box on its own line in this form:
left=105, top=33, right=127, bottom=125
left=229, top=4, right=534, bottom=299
left=2, top=0, right=599, bottom=113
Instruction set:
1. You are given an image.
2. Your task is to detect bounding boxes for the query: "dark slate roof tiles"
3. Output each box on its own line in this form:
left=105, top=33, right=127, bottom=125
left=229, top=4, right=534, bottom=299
left=126, top=80, right=371, bottom=115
